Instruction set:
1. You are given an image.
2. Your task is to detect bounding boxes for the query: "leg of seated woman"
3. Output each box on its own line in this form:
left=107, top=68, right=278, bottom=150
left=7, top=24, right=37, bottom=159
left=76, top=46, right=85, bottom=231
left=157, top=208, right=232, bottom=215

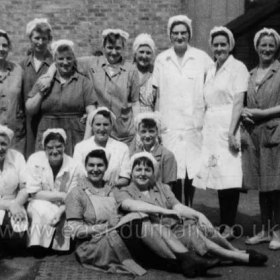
left=199, top=232, right=266, bottom=264
left=206, top=229, right=239, bottom=251
left=140, top=221, right=186, bottom=259
left=203, top=236, right=248, bottom=262
left=141, top=222, right=219, bottom=277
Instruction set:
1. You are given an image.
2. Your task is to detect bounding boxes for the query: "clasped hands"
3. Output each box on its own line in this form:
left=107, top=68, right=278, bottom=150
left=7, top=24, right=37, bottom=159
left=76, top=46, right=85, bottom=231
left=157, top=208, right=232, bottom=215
left=9, top=201, right=27, bottom=223
left=241, top=107, right=267, bottom=124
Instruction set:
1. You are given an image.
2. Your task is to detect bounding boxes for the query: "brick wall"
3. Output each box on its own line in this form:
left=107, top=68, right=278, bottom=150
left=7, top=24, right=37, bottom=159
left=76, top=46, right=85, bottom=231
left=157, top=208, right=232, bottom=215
left=0, top=0, right=244, bottom=62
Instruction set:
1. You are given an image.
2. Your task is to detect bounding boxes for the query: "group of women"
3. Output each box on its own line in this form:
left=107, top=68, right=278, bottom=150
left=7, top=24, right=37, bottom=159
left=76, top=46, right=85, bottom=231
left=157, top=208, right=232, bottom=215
left=0, top=13, right=280, bottom=278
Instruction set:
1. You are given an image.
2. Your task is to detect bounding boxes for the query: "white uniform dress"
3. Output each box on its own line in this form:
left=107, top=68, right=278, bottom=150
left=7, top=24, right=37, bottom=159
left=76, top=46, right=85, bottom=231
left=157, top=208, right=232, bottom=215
left=193, top=55, right=249, bottom=190
left=152, top=46, right=212, bottom=179
left=26, top=151, right=84, bottom=251
left=0, top=149, right=26, bottom=225
left=73, top=136, right=131, bottom=182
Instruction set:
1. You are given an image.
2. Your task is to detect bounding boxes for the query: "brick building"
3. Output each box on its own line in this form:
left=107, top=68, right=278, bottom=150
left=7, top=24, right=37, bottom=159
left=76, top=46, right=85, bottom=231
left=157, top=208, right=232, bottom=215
left=0, top=0, right=245, bottom=62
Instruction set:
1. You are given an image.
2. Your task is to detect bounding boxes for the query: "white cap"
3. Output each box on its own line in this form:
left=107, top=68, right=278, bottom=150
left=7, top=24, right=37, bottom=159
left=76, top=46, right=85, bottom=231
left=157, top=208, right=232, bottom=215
left=26, top=18, right=52, bottom=36
left=42, top=128, right=67, bottom=148
left=254, top=27, right=280, bottom=51
left=88, top=107, right=116, bottom=126
left=135, top=111, right=161, bottom=132
left=0, top=125, right=14, bottom=143
left=102, top=28, right=129, bottom=41
left=133, top=33, right=156, bottom=54
left=50, top=39, right=75, bottom=57
left=130, top=151, right=158, bottom=172
left=209, top=26, right=235, bottom=51
left=167, top=15, right=192, bottom=39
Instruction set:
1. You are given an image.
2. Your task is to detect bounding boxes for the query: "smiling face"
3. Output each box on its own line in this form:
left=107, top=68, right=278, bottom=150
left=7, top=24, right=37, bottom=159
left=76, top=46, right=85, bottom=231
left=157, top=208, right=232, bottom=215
left=92, top=114, right=112, bottom=145
left=257, top=35, right=277, bottom=65
left=211, top=34, right=230, bottom=65
left=132, top=161, right=154, bottom=191
left=135, top=45, right=153, bottom=69
left=103, top=38, right=124, bottom=65
left=170, top=23, right=189, bottom=53
left=45, top=139, right=65, bottom=168
left=138, top=122, right=158, bottom=151
left=55, top=48, right=76, bottom=78
left=0, top=36, right=9, bottom=61
left=30, top=30, right=50, bottom=54
left=86, top=156, right=107, bottom=184
left=0, top=135, right=9, bottom=162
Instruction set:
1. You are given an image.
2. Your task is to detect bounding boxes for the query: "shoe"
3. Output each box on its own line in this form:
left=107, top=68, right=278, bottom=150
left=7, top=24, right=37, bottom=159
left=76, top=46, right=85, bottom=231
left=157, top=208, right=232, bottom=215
left=176, top=251, right=220, bottom=278
left=221, top=225, right=235, bottom=241
left=269, top=231, right=280, bottom=250
left=245, top=231, right=271, bottom=245
left=246, top=249, right=268, bottom=266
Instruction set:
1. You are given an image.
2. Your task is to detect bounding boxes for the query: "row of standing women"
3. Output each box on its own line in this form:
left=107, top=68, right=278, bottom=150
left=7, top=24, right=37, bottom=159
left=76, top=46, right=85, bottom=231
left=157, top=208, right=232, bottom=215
left=0, top=13, right=280, bottom=276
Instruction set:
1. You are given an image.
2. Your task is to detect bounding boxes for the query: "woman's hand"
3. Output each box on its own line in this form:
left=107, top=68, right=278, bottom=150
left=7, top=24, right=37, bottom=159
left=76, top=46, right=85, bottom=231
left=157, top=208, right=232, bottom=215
left=9, top=201, right=26, bottom=222
left=196, top=213, right=214, bottom=230
left=242, top=107, right=267, bottom=122
left=58, top=192, right=67, bottom=203
left=228, top=133, right=240, bottom=153
left=162, top=209, right=181, bottom=220
left=108, top=214, right=120, bottom=228
left=49, top=212, right=62, bottom=226
left=49, top=205, right=65, bottom=226
left=36, top=74, right=53, bottom=93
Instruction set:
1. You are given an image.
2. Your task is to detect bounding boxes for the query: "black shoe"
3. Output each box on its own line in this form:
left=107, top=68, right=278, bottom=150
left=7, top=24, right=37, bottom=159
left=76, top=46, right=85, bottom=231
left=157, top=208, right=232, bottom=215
left=247, top=249, right=268, bottom=266
left=176, top=251, right=220, bottom=277
left=29, top=246, right=48, bottom=259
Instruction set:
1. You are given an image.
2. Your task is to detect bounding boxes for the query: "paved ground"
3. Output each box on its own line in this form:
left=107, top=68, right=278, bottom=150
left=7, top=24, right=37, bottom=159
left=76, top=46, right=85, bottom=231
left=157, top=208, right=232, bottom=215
left=1, top=189, right=280, bottom=280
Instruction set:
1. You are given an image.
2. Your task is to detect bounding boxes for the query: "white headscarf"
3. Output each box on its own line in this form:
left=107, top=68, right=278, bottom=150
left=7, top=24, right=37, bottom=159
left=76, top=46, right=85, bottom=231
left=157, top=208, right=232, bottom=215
left=50, top=39, right=75, bottom=57
left=167, top=15, right=192, bottom=39
left=88, top=107, right=116, bottom=126
left=209, top=26, right=235, bottom=51
left=135, top=112, right=161, bottom=133
left=26, top=18, right=52, bottom=36
left=133, top=33, right=156, bottom=54
left=42, top=128, right=67, bottom=148
left=130, top=151, right=158, bottom=172
left=253, top=27, right=280, bottom=51
left=0, top=125, right=14, bottom=143
left=102, top=29, right=129, bottom=42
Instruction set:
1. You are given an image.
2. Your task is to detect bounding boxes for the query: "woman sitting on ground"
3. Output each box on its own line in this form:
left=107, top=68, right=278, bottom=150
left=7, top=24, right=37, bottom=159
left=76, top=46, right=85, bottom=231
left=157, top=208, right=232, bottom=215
left=26, top=128, right=84, bottom=253
left=0, top=125, right=28, bottom=251
left=114, top=152, right=268, bottom=278
left=65, top=149, right=145, bottom=275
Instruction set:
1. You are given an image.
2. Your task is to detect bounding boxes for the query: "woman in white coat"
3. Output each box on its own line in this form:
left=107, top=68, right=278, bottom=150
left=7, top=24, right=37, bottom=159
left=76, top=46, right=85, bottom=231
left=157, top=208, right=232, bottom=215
left=26, top=128, right=83, bottom=252
left=193, top=26, right=249, bottom=239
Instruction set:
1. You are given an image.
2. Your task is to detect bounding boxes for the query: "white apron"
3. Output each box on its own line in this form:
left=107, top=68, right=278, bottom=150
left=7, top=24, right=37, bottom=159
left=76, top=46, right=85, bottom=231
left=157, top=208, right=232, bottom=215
left=193, top=105, right=242, bottom=190
left=27, top=199, right=70, bottom=251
